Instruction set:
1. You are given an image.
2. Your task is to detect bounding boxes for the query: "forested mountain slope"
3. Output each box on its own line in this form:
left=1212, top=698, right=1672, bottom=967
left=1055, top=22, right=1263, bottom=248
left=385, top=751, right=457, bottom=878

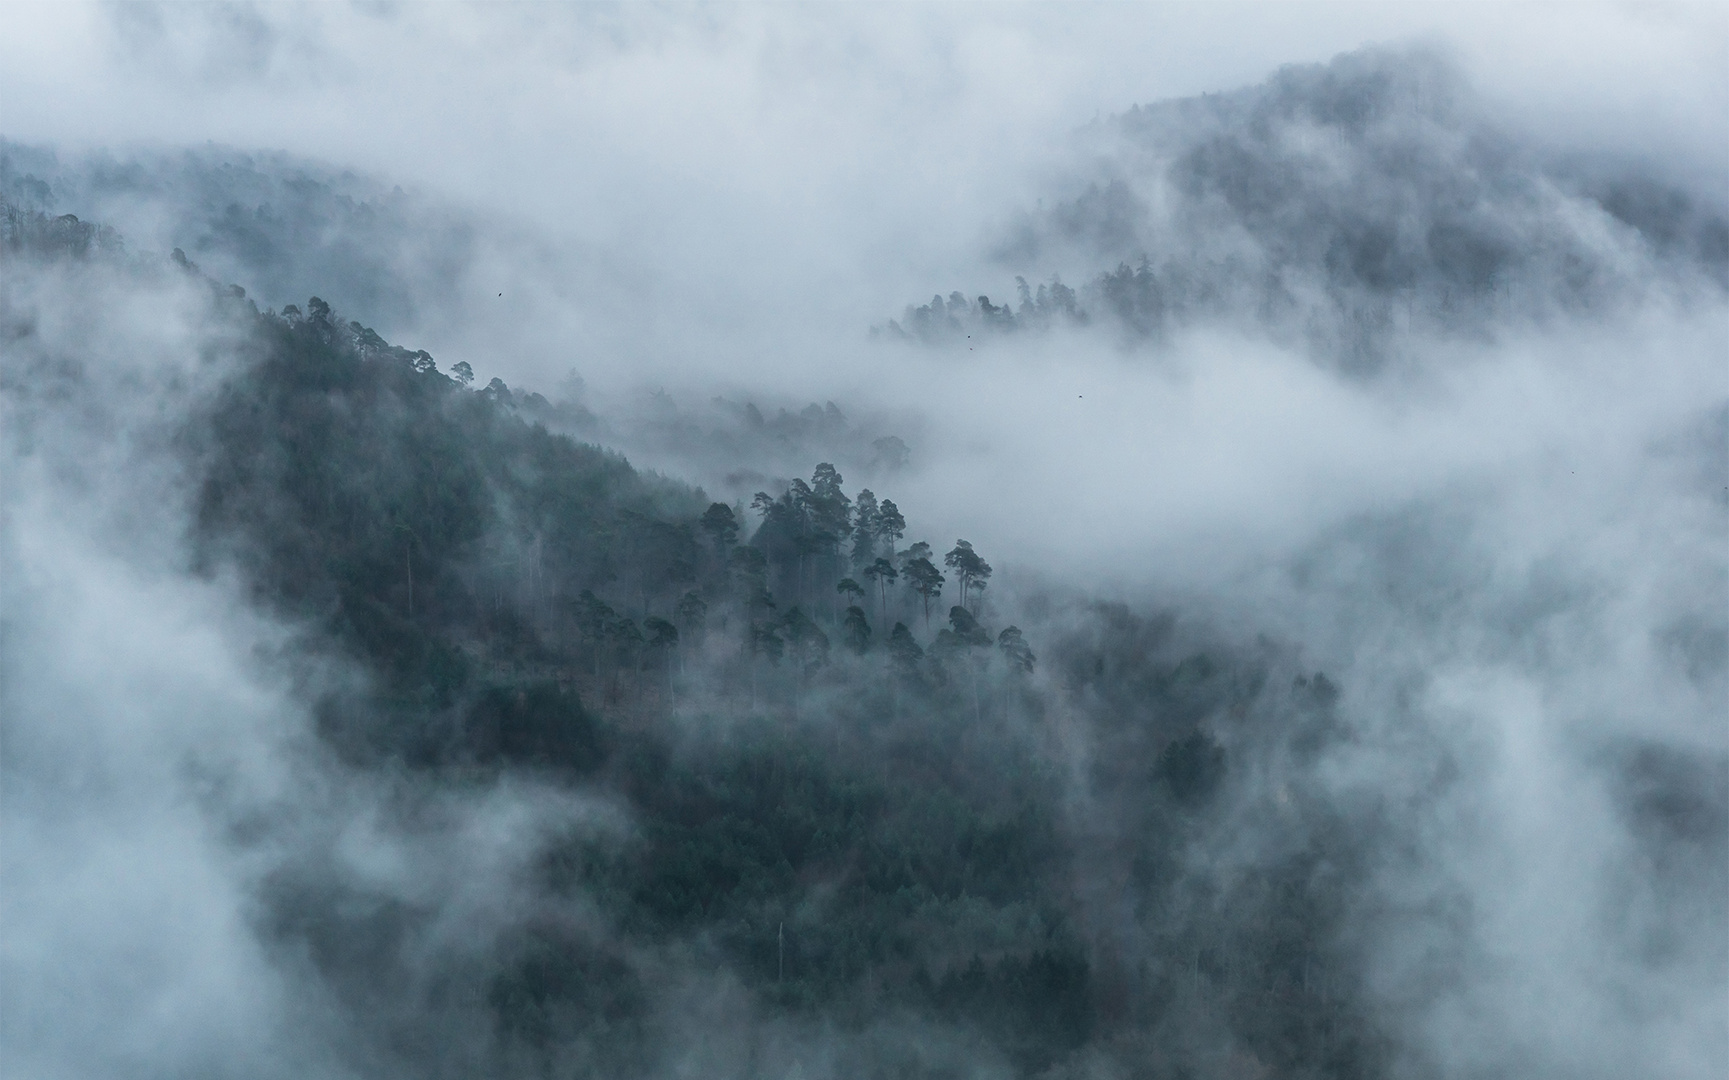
left=884, top=47, right=1729, bottom=370
left=4, top=41, right=1723, bottom=1080
left=5, top=203, right=1390, bottom=1078
left=0, top=139, right=473, bottom=336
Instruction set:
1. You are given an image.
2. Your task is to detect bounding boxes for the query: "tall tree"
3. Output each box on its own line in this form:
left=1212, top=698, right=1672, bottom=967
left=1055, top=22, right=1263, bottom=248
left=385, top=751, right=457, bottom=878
left=784, top=479, right=817, bottom=605
left=809, top=464, right=851, bottom=615
left=935, top=605, right=992, bottom=723
left=943, top=540, right=993, bottom=613
left=836, top=577, right=866, bottom=609
left=700, top=502, right=739, bottom=556
left=863, top=558, right=897, bottom=629
left=810, top=464, right=850, bottom=541
left=997, top=625, right=1035, bottom=721
left=902, top=552, right=946, bottom=630
left=876, top=499, right=906, bottom=563
left=850, top=489, right=880, bottom=567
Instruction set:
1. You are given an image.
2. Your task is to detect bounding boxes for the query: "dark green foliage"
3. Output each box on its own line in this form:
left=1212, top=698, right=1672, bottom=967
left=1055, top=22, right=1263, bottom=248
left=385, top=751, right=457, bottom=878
left=194, top=305, right=489, bottom=692
left=930, top=948, right=1093, bottom=1070
left=463, top=681, right=607, bottom=772
left=699, top=501, right=739, bottom=553
left=874, top=498, right=906, bottom=555
left=849, top=489, right=880, bottom=566
left=943, top=540, right=992, bottom=613
left=191, top=297, right=702, bottom=706
left=545, top=724, right=1080, bottom=1065
left=888, top=622, right=924, bottom=671
left=941, top=605, right=991, bottom=649
left=173, top=296, right=1386, bottom=1077
left=902, top=555, right=945, bottom=628
left=487, top=927, right=650, bottom=1072
left=862, top=557, right=897, bottom=625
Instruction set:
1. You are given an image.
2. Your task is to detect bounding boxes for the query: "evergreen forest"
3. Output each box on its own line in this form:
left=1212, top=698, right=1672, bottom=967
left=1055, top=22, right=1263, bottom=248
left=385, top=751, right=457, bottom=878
left=5, top=203, right=1382, bottom=1077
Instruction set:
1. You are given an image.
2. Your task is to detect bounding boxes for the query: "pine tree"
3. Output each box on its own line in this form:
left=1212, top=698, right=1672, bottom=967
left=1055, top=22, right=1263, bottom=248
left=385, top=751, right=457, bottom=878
left=943, top=540, right=993, bottom=613
left=863, top=558, right=897, bottom=629
left=903, top=553, right=945, bottom=631
left=876, top=499, right=906, bottom=564
left=700, top=502, right=739, bottom=556
left=851, top=489, right=880, bottom=567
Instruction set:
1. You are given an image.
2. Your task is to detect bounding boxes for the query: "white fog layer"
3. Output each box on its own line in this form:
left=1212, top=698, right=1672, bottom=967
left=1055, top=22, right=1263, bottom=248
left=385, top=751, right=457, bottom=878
left=3, top=5, right=1724, bottom=1080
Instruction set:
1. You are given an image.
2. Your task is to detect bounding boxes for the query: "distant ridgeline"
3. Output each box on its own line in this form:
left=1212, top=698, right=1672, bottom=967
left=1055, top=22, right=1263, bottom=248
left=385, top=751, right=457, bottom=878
left=8, top=202, right=1384, bottom=1077
left=881, top=47, right=1729, bottom=369
left=0, top=137, right=472, bottom=334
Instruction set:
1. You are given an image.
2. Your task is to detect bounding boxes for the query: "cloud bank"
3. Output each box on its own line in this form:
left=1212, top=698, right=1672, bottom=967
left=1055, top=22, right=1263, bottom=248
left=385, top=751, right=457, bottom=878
left=2, top=5, right=1724, bottom=1078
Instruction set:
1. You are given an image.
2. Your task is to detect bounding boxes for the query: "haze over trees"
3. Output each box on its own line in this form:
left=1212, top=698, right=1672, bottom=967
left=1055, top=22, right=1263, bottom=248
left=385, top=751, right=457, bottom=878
left=3, top=37, right=1724, bottom=1080
left=880, top=47, right=1729, bottom=372
left=2, top=203, right=1396, bottom=1074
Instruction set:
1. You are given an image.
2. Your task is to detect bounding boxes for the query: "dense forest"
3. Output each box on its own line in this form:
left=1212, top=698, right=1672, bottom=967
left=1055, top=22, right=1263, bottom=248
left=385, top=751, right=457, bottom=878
left=4, top=202, right=1391, bottom=1078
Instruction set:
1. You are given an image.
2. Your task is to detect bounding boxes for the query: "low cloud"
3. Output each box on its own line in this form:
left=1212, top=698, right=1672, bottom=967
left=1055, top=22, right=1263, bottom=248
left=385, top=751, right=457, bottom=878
left=3, top=7, right=1724, bottom=1078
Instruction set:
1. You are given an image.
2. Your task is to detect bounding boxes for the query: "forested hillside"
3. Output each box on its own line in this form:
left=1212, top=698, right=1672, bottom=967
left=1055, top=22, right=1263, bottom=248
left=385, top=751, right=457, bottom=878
left=883, top=48, right=1729, bottom=370
left=206, top=291, right=1377, bottom=1079
left=3, top=202, right=1385, bottom=1077
left=0, top=139, right=473, bottom=335
left=6, top=36, right=1721, bottom=1080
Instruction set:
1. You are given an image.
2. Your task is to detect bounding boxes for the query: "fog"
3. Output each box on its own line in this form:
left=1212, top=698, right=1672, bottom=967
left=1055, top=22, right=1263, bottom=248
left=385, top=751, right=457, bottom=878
left=3, top=4, right=1725, bottom=1079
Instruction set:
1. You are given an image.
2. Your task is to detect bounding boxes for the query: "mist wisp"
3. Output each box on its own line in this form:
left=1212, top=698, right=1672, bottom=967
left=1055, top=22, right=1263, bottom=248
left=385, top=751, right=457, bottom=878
left=3, top=25, right=1725, bottom=1080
